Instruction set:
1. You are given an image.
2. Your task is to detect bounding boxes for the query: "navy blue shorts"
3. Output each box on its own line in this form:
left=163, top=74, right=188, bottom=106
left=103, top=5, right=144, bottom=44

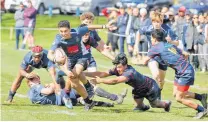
left=67, top=58, right=89, bottom=71
left=174, top=64, right=195, bottom=86
left=88, top=57, right=97, bottom=68
left=132, top=78, right=160, bottom=102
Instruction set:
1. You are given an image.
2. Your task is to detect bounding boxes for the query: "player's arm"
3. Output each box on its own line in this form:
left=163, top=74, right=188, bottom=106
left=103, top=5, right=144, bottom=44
left=166, top=30, right=179, bottom=46
left=182, top=50, right=190, bottom=60
left=84, top=71, right=111, bottom=78
left=95, top=76, right=128, bottom=85
left=40, top=87, right=55, bottom=95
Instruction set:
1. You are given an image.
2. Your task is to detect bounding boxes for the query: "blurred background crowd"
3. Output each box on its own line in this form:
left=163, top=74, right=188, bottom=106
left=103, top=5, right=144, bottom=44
left=1, top=0, right=208, bottom=73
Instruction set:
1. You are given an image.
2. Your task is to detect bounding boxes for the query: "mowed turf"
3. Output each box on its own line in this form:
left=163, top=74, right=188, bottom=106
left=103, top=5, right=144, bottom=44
left=1, top=14, right=208, bottom=121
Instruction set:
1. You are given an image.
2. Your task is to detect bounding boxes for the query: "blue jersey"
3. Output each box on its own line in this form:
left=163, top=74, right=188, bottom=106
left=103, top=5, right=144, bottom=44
left=82, top=37, right=99, bottom=59
left=20, top=50, right=54, bottom=70
left=28, top=84, right=57, bottom=105
left=148, top=42, right=189, bottom=74
left=50, top=27, right=89, bottom=60
left=139, top=24, right=178, bottom=45
left=109, top=65, right=153, bottom=91
left=90, top=30, right=101, bottom=42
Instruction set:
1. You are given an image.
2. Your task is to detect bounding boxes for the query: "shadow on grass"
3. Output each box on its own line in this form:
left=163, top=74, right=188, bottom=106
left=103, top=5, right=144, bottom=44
left=91, top=108, right=159, bottom=113
left=1, top=103, right=43, bottom=107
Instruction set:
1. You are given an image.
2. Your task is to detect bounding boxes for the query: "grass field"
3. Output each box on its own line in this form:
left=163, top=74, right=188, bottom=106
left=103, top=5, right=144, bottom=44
left=1, top=13, right=208, bottom=121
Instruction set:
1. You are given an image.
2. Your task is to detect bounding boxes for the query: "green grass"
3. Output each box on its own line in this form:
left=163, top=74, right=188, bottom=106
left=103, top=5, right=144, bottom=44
left=1, top=13, right=208, bottom=121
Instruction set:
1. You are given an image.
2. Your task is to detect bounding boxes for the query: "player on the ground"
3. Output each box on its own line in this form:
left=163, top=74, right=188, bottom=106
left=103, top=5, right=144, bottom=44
left=27, top=74, right=115, bottom=108
left=133, top=12, right=179, bottom=99
left=6, top=46, right=58, bottom=103
left=142, top=29, right=207, bottom=119
left=85, top=53, right=172, bottom=112
left=47, top=20, right=112, bottom=110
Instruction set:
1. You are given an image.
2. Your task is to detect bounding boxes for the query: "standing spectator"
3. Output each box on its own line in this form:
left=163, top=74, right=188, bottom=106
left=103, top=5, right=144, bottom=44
left=117, top=4, right=128, bottom=53
left=134, top=8, right=151, bottom=58
left=161, top=6, right=169, bottom=15
left=198, top=14, right=208, bottom=72
left=175, top=6, right=186, bottom=44
left=102, top=7, right=119, bottom=55
left=21, top=0, right=37, bottom=49
left=181, top=10, right=198, bottom=69
left=14, top=2, right=24, bottom=50
left=166, top=10, right=177, bottom=33
left=125, top=4, right=135, bottom=57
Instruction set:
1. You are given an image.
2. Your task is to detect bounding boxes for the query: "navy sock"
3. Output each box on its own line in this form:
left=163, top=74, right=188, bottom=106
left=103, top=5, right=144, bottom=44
left=195, top=93, right=202, bottom=101
left=84, top=97, right=92, bottom=104
left=84, top=81, right=91, bottom=89
left=196, top=105, right=204, bottom=112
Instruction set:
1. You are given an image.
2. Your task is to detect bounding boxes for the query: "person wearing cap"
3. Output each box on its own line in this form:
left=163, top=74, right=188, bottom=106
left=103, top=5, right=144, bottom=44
left=181, top=10, right=198, bottom=70
left=133, top=12, right=178, bottom=100
left=117, top=4, right=128, bottom=53
left=47, top=20, right=113, bottom=110
left=175, top=6, right=186, bottom=43
left=14, top=2, right=25, bottom=50
left=6, top=46, right=57, bottom=103
left=84, top=53, right=171, bottom=112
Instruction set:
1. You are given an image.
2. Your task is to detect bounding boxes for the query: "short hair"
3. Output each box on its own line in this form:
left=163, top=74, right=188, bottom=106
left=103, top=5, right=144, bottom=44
left=58, top=20, right=70, bottom=28
left=80, top=12, right=95, bottom=21
left=112, top=53, right=128, bottom=65
left=151, top=29, right=165, bottom=42
left=151, top=12, right=164, bottom=22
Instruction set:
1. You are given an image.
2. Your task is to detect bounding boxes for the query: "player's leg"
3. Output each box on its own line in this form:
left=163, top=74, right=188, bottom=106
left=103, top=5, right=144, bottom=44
left=175, top=83, right=207, bottom=119
left=148, top=60, right=166, bottom=99
left=7, top=66, right=33, bottom=102
left=133, top=98, right=150, bottom=111
left=147, top=80, right=171, bottom=112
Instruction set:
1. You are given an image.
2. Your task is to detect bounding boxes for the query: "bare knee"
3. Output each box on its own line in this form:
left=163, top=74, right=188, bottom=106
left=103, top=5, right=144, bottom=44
left=175, top=94, right=183, bottom=103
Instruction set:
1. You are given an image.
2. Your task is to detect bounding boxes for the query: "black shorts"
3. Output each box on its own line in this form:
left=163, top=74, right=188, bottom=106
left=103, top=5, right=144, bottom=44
left=67, top=58, right=89, bottom=71
left=132, top=80, right=160, bottom=102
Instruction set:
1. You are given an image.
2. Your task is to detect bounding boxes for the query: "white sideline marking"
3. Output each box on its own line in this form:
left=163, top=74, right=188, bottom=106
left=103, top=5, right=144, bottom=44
left=3, top=110, right=76, bottom=116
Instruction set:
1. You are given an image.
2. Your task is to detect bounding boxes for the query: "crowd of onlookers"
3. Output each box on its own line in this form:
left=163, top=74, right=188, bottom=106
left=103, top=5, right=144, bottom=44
left=14, top=0, right=37, bottom=50
left=102, top=3, right=208, bottom=73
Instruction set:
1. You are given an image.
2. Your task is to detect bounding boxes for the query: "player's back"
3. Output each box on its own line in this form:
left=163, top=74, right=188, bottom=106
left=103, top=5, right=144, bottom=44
left=28, top=84, right=56, bottom=105
left=159, top=42, right=189, bottom=73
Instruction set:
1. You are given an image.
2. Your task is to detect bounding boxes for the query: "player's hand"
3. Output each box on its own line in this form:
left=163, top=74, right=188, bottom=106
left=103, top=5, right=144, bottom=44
left=165, top=35, right=172, bottom=43
left=56, top=56, right=66, bottom=65
left=95, top=76, right=102, bottom=84
left=26, top=72, right=38, bottom=79
left=89, top=78, right=97, bottom=85
left=66, top=71, right=75, bottom=79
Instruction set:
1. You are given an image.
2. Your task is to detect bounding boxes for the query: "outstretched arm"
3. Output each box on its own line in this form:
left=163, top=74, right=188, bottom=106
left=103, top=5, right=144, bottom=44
left=94, top=76, right=128, bottom=85
left=84, top=71, right=110, bottom=78
left=96, top=43, right=115, bottom=60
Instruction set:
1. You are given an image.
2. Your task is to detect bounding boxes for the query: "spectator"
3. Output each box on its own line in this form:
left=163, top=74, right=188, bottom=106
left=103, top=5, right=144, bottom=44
left=198, top=15, right=208, bottom=72
left=102, top=7, right=119, bottom=55
left=182, top=10, right=198, bottom=69
left=14, top=2, right=25, bottom=50
left=134, top=8, right=151, bottom=57
left=21, top=0, right=37, bottom=49
left=161, top=6, right=169, bottom=15
left=117, top=4, right=128, bottom=53
left=166, top=10, right=177, bottom=33
left=175, top=6, right=186, bottom=43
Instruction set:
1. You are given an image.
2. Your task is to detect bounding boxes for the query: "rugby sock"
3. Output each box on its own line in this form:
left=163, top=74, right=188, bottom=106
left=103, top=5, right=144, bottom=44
left=84, top=81, right=94, bottom=90
left=196, top=105, right=204, bottom=112
left=158, top=89, right=162, bottom=100
left=84, top=97, right=92, bottom=104
left=94, top=87, right=117, bottom=101
left=8, top=90, right=16, bottom=100
left=195, top=93, right=202, bottom=101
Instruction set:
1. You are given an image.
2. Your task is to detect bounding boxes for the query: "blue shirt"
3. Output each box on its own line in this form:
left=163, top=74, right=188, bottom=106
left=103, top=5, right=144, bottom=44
left=50, top=27, right=89, bottom=59
left=138, top=24, right=178, bottom=45
left=90, top=30, right=101, bottom=42
left=82, top=37, right=99, bottom=59
left=148, top=42, right=189, bottom=74
left=20, top=50, right=54, bottom=70
left=28, top=84, right=56, bottom=105
left=108, top=65, right=153, bottom=90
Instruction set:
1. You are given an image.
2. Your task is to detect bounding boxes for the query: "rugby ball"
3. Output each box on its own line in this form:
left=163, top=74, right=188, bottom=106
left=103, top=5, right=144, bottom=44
left=54, top=48, right=66, bottom=65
